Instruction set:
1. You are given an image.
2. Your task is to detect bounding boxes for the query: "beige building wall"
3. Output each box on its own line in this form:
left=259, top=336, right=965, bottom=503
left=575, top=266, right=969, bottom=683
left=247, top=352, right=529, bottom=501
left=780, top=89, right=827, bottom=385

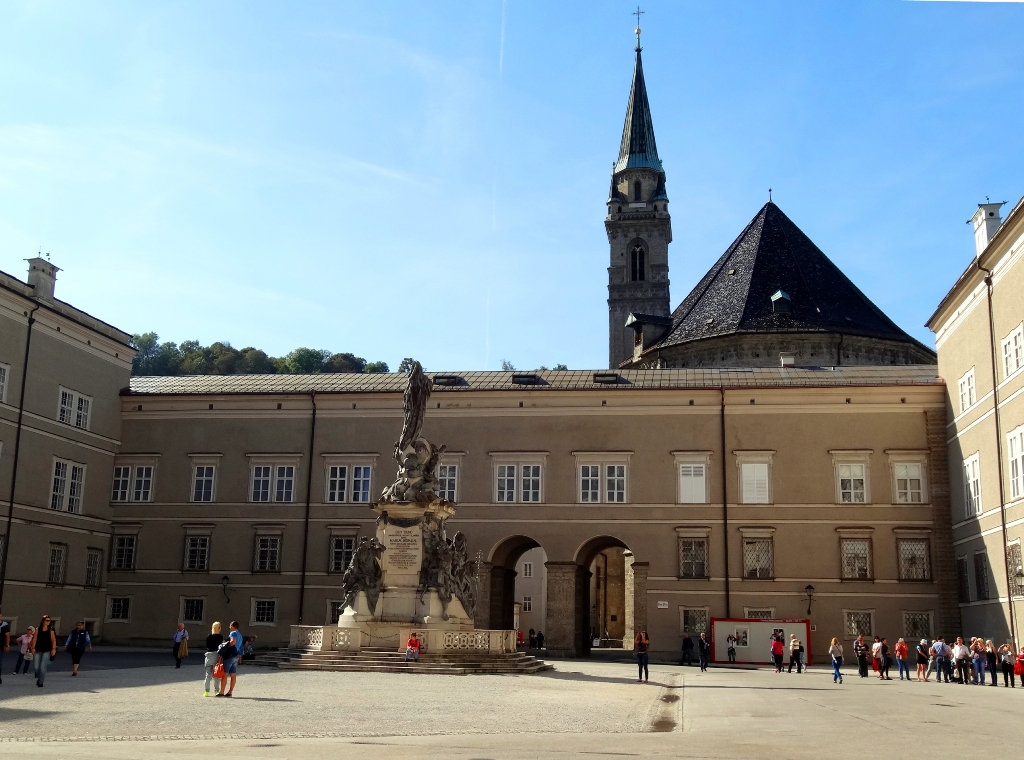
left=0, top=262, right=133, bottom=638
left=107, top=369, right=954, bottom=659
left=928, top=196, right=1024, bottom=646
left=514, top=547, right=547, bottom=641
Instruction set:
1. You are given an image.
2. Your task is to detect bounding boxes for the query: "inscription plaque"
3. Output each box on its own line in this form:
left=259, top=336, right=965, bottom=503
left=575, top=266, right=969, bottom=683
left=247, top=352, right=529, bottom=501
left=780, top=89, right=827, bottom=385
left=383, top=525, right=422, bottom=573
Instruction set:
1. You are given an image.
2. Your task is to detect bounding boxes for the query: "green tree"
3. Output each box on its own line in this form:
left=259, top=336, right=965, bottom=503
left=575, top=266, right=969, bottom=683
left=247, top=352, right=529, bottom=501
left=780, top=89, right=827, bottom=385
left=237, top=347, right=276, bottom=374
left=398, top=358, right=417, bottom=373
left=553, top=363, right=568, bottom=371
left=129, top=332, right=161, bottom=375
left=365, top=361, right=390, bottom=373
left=500, top=359, right=516, bottom=371
left=325, top=352, right=366, bottom=373
left=284, top=348, right=330, bottom=374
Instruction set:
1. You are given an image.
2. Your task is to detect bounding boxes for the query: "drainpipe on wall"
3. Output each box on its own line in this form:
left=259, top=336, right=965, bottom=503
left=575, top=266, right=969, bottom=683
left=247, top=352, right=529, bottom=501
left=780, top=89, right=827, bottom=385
left=720, top=387, right=731, bottom=618
left=0, top=305, right=39, bottom=606
left=297, top=390, right=317, bottom=624
left=976, top=262, right=1017, bottom=649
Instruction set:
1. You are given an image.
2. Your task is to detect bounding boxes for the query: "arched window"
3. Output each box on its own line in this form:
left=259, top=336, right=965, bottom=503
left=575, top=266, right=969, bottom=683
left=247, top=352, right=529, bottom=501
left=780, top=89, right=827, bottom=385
left=630, top=245, right=646, bottom=281
left=633, top=180, right=642, bottom=202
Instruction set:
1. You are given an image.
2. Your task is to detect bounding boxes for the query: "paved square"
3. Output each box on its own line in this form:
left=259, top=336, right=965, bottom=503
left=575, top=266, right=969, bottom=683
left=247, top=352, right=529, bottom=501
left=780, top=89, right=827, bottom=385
left=1, top=655, right=1020, bottom=758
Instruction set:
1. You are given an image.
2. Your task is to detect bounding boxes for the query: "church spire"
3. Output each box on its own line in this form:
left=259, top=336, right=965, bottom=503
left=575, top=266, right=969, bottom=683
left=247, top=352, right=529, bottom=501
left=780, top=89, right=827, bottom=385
left=614, top=33, right=662, bottom=174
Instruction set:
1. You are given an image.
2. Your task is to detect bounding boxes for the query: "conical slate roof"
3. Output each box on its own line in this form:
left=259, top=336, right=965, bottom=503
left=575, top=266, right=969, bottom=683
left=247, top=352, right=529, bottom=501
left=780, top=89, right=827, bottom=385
left=653, top=202, right=932, bottom=353
left=613, top=48, right=662, bottom=174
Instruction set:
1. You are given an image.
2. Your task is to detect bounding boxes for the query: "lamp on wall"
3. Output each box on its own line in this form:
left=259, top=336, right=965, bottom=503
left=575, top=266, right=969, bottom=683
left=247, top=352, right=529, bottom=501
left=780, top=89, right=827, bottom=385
left=221, top=575, right=231, bottom=604
left=804, top=584, right=815, bottom=616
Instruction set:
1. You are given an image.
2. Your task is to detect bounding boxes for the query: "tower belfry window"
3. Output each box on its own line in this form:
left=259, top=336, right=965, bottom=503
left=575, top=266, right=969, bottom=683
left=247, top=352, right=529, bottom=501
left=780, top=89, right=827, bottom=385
left=633, top=180, right=642, bottom=202
left=630, top=245, right=646, bottom=282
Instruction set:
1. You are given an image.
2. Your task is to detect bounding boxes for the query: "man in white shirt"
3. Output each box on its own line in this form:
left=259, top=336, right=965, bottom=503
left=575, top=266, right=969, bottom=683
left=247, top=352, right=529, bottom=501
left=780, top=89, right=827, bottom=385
left=951, top=637, right=971, bottom=685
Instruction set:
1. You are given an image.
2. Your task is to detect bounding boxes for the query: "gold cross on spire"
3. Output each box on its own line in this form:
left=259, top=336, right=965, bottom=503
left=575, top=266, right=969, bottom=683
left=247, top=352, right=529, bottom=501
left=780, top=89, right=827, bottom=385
left=633, top=6, right=644, bottom=50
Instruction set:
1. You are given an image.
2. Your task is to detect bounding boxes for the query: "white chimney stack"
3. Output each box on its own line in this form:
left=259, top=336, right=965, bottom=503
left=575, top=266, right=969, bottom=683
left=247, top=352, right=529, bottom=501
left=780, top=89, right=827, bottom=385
left=969, top=202, right=1004, bottom=258
left=26, top=257, right=60, bottom=301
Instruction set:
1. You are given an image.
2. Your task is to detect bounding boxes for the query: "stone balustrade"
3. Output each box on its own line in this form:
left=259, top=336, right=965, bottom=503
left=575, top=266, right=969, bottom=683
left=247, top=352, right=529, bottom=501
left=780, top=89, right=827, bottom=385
left=289, top=625, right=516, bottom=654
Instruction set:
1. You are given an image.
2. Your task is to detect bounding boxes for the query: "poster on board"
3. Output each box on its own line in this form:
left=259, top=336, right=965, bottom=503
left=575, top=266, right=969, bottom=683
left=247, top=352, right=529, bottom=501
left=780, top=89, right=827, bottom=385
left=710, top=618, right=812, bottom=665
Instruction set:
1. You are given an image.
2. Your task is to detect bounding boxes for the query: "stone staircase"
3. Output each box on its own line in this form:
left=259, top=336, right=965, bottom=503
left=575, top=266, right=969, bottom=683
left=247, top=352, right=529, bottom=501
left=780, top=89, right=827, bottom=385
left=253, top=646, right=553, bottom=675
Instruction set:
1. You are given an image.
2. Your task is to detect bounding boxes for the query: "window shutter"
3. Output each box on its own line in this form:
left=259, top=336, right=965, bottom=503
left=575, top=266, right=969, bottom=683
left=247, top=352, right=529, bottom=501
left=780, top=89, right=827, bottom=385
left=742, top=463, right=769, bottom=504
left=679, top=465, right=706, bottom=504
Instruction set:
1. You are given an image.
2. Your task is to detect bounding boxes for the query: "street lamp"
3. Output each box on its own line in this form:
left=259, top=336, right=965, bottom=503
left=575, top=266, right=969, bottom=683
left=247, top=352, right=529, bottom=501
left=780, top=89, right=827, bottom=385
left=804, top=584, right=815, bottom=616
left=221, top=575, right=231, bottom=604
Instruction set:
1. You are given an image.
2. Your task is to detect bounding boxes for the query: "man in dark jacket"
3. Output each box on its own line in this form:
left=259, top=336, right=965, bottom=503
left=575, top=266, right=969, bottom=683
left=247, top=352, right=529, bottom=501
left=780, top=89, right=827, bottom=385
left=697, top=632, right=711, bottom=672
left=681, top=634, right=694, bottom=666
left=65, top=621, right=92, bottom=676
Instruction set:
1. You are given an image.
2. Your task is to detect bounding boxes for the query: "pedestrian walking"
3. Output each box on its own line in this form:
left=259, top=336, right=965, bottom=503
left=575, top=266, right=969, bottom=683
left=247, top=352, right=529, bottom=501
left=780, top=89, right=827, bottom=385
left=952, top=637, right=971, bottom=684
left=697, top=632, right=710, bottom=672
left=405, top=632, right=421, bottom=662
left=0, top=611, right=9, bottom=684
left=64, top=621, right=92, bottom=676
left=894, top=638, right=910, bottom=681
left=203, top=622, right=224, bottom=697
left=726, top=634, right=737, bottom=663
left=970, top=637, right=986, bottom=684
left=878, top=637, right=891, bottom=680
left=829, top=638, right=843, bottom=683
left=871, top=636, right=882, bottom=677
left=14, top=627, right=34, bottom=675
left=916, top=639, right=930, bottom=682
left=536, top=630, right=544, bottom=649
left=528, top=628, right=536, bottom=649
left=216, top=620, right=243, bottom=697
left=854, top=635, right=869, bottom=678
left=985, top=640, right=998, bottom=686
left=680, top=633, right=694, bottom=666
left=635, top=630, right=650, bottom=682
left=998, top=643, right=1015, bottom=688
left=31, top=615, right=57, bottom=687
left=771, top=635, right=785, bottom=673
left=172, top=623, right=189, bottom=668
left=788, top=634, right=803, bottom=673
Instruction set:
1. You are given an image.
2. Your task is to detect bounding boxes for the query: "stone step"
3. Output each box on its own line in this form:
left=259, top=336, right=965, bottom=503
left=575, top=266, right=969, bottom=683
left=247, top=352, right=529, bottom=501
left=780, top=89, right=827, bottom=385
left=254, top=645, right=552, bottom=675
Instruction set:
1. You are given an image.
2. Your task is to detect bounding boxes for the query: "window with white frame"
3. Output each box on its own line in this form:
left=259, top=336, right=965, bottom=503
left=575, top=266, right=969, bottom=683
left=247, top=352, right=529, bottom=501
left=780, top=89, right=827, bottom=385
left=252, top=466, right=271, bottom=502
left=844, top=610, right=874, bottom=638
left=678, top=538, right=708, bottom=579
left=330, top=535, right=356, bottom=573
left=574, top=453, right=629, bottom=504
left=107, top=597, right=131, bottom=621
left=956, top=556, right=970, bottom=602
left=1008, top=426, right=1024, bottom=501
left=275, top=466, right=295, bottom=502
left=903, top=611, right=933, bottom=641
left=959, top=368, right=976, bottom=413
left=192, top=464, right=216, bottom=503
left=493, top=455, right=548, bottom=504
left=522, top=465, right=542, bottom=502
left=522, top=562, right=533, bottom=578
left=132, top=465, right=153, bottom=502
left=679, top=464, right=707, bottom=504
left=580, top=465, right=599, bottom=502
left=51, top=458, right=85, bottom=513
left=898, top=537, right=931, bottom=581
left=352, top=466, right=371, bottom=502
left=605, top=465, right=626, bottom=502
left=111, top=535, right=137, bottom=570
left=522, top=596, right=533, bottom=612
left=249, top=460, right=297, bottom=503
left=840, top=538, right=872, bottom=579
left=182, top=598, right=205, bottom=623
left=254, top=535, right=281, bottom=572
left=743, top=608, right=775, bottom=620
left=974, top=552, right=990, bottom=600
left=47, top=543, right=67, bottom=585
left=963, top=453, right=982, bottom=517
left=1003, top=324, right=1024, bottom=379
left=184, top=535, right=210, bottom=571
left=111, top=466, right=131, bottom=502
left=111, top=463, right=155, bottom=503
left=325, top=459, right=376, bottom=503
left=894, top=462, right=924, bottom=503
left=58, top=386, right=91, bottom=429
left=0, top=361, right=9, bottom=403
left=252, top=599, right=277, bottom=625
left=497, top=464, right=517, bottom=501
left=85, top=549, right=102, bottom=587
left=438, top=464, right=458, bottom=501
left=327, top=465, right=348, bottom=502
left=739, top=459, right=771, bottom=504
left=680, top=607, right=709, bottom=635
left=742, top=536, right=774, bottom=579
left=838, top=464, right=867, bottom=503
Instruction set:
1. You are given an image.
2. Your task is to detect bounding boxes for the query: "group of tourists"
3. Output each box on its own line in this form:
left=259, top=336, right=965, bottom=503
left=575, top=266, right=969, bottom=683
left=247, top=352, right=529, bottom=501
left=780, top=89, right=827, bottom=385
left=0, top=612, right=91, bottom=688
left=828, top=634, right=1024, bottom=686
left=201, top=620, right=245, bottom=697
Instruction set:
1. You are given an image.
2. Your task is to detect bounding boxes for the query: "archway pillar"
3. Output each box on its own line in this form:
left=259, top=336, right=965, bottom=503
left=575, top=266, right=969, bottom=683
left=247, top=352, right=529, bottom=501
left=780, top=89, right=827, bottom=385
left=545, top=561, right=591, bottom=657
left=624, top=558, right=649, bottom=646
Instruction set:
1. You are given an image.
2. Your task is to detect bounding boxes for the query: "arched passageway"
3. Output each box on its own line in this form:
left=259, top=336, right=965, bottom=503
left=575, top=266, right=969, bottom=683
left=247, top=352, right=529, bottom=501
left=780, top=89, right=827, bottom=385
left=486, top=535, right=542, bottom=631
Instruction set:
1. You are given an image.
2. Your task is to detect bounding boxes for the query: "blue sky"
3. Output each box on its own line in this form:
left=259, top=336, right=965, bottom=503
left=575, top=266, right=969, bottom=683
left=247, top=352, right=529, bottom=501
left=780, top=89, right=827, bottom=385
left=1, top=1, right=1021, bottom=371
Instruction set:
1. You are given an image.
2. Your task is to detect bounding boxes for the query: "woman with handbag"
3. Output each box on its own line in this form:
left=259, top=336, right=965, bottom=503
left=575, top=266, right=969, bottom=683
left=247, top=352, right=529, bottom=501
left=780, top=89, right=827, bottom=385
left=31, top=615, right=57, bottom=687
left=203, top=622, right=224, bottom=697
left=172, top=623, right=189, bottom=668
left=998, top=643, right=1015, bottom=687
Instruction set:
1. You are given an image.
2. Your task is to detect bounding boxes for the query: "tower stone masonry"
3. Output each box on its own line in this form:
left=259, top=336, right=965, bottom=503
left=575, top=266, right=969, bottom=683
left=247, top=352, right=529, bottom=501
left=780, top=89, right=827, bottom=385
left=606, top=39, right=672, bottom=369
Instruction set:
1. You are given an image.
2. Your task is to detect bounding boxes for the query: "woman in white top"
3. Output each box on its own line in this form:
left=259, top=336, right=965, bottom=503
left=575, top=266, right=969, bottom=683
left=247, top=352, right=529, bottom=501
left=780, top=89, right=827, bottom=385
left=829, top=637, right=843, bottom=684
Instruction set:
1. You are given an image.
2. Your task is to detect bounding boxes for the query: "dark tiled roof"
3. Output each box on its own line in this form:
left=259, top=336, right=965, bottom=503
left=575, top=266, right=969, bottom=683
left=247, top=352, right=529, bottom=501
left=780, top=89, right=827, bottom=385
left=613, top=48, right=663, bottom=174
left=127, top=366, right=940, bottom=396
left=654, top=202, right=934, bottom=355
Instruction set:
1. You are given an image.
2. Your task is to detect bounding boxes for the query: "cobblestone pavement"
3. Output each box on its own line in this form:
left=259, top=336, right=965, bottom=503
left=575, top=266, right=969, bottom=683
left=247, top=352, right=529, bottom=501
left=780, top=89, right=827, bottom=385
left=1, top=656, right=1021, bottom=759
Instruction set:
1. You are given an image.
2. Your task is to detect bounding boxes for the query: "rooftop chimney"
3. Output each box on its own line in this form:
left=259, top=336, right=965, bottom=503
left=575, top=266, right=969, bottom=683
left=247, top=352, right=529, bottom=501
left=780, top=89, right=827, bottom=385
left=26, top=257, right=59, bottom=301
left=969, top=202, right=1005, bottom=258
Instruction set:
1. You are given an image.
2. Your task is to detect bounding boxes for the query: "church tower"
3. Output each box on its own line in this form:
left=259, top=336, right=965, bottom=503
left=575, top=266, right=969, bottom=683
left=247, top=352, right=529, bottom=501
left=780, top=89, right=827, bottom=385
left=606, top=26, right=671, bottom=369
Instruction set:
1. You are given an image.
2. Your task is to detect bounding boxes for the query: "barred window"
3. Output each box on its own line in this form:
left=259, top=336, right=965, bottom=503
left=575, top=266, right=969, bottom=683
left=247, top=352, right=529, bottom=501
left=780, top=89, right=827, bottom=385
left=254, top=599, right=276, bottom=624
left=1008, top=544, right=1024, bottom=598
left=352, top=466, right=372, bottom=503
left=903, top=611, right=932, bottom=641
left=521, top=465, right=541, bottom=502
left=275, top=465, right=295, bottom=502
left=331, top=536, right=355, bottom=573
left=184, top=536, right=210, bottom=571
left=47, top=544, right=67, bottom=585
left=845, top=610, right=873, bottom=638
left=681, top=608, right=708, bottom=635
left=744, top=608, right=774, bottom=620
left=182, top=598, right=204, bottom=623
left=895, top=463, right=923, bottom=504
left=132, top=466, right=153, bottom=502
left=111, top=466, right=131, bottom=502
left=192, top=466, right=215, bottom=503
left=327, top=465, right=348, bottom=502
left=974, top=552, right=990, bottom=601
left=606, top=465, right=625, bottom=503
left=838, top=464, right=866, bottom=503
left=840, top=538, right=872, bottom=579
left=956, top=557, right=970, bottom=603
left=743, top=538, right=773, bottom=579
left=85, top=550, right=102, bottom=587
left=112, top=535, right=137, bottom=570
left=108, top=597, right=131, bottom=621
left=497, top=465, right=517, bottom=502
left=580, top=465, right=599, bottom=503
left=678, top=538, right=708, bottom=579
left=898, top=539, right=931, bottom=581
left=251, top=466, right=271, bottom=502
left=329, top=600, right=346, bottom=624
left=438, top=464, right=457, bottom=501
left=254, top=536, right=281, bottom=572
